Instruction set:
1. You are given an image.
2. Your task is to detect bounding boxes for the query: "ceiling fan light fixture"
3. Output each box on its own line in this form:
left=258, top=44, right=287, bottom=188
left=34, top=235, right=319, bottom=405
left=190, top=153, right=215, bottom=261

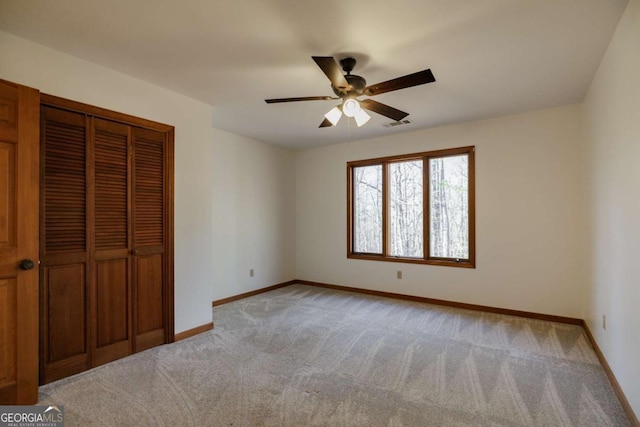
left=354, top=109, right=371, bottom=127
left=342, top=98, right=361, bottom=118
left=324, top=106, right=342, bottom=126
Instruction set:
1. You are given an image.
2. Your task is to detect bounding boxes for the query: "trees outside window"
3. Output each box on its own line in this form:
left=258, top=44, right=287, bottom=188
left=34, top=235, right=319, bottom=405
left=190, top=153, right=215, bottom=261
left=353, top=164, right=383, bottom=254
left=347, top=146, right=475, bottom=268
left=389, top=160, right=423, bottom=258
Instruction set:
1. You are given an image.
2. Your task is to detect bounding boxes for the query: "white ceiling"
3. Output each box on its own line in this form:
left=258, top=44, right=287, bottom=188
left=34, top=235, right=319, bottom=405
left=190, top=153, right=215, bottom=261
left=0, top=0, right=628, bottom=149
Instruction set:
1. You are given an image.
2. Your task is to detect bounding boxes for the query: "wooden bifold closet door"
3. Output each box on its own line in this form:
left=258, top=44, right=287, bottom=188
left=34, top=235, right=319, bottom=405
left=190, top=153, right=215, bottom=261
left=39, top=98, right=174, bottom=384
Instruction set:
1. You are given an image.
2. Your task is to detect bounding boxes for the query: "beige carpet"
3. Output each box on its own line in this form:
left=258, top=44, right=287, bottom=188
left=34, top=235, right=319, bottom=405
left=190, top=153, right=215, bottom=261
left=39, top=284, right=630, bottom=426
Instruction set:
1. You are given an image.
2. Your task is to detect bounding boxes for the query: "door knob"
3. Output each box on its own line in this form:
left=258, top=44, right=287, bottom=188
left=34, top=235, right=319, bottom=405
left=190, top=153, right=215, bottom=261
left=19, top=259, right=35, bottom=270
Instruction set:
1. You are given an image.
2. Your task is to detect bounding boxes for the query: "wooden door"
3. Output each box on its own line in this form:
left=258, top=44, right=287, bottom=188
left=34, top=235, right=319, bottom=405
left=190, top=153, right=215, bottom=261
left=39, top=106, right=90, bottom=384
left=132, top=127, right=168, bottom=352
left=91, top=118, right=132, bottom=366
left=0, top=80, right=40, bottom=404
left=38, top=94, right=174, bottom=384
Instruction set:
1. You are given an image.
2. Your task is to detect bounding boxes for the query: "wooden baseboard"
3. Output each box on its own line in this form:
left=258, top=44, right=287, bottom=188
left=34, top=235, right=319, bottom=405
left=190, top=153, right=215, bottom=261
left=296, top=280, right=583, bottom=325
left=175, top=322, right=214, bottom=341
left=582, top=322, right=639, bottom=426
left=212, top=280, right=297, bottom=307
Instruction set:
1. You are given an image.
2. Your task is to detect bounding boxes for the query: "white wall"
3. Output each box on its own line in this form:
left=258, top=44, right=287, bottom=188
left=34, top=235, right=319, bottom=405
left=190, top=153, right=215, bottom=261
left=0, top=31, right=296, bottom=333
left=296, top=104, right=587, bottom=318
left=211, top=128, right=296, bottom=299
left=582, top=0, right=640, bottom=417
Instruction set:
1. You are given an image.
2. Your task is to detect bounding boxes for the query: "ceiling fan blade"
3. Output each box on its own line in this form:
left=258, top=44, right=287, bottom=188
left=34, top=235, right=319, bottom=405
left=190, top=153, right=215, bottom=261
left=319, top=118, right=333, bottom=128
left=312, top=56, right=350, bottom=91
left=360, top=99, right=409, bottom=122
left=265, top=96, right=337, bottom=104
left=363, top=69, right=435, bottom=96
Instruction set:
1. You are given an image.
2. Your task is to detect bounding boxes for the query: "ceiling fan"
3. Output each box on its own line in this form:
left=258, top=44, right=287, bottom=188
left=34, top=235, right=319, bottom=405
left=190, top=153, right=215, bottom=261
left=265, top=56, right=435, bottom=128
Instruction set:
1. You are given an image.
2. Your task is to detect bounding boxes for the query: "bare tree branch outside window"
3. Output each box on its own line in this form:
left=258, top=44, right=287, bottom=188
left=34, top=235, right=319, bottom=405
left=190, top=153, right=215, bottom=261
left=389, top=160, right=423, bottom=258
left=353, top=165, right=382, bottom=254
left=429, top=155, right=469, bottom=259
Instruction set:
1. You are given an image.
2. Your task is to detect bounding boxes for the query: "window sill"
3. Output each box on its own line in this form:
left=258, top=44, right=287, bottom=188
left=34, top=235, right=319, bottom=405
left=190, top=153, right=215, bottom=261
left=347, top=253, right=475, bottom=268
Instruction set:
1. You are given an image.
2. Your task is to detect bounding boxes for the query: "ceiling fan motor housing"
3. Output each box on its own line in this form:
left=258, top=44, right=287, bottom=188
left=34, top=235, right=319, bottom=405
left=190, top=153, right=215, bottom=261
left=332, top=74, right=367, bottom=97
left=331, top=57, right=367, bottom=97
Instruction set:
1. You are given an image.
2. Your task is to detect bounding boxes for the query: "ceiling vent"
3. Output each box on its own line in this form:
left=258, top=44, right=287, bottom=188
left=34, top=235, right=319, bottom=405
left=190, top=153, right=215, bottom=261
left=382, top=119, right=412, bottom=128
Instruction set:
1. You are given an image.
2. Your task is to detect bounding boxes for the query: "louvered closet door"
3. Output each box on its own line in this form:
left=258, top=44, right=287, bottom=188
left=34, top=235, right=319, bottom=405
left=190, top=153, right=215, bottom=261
left=92, top=118, right=132, bottom=366
left=132, top=127, right=167, bottom=352
left=40, top=107, right=90, bottom=384
left=39, top=96, right=174, bottom=384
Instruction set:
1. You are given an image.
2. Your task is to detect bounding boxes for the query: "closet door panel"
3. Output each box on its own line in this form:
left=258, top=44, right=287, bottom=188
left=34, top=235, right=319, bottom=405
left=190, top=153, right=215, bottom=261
left=40, top=107, right=89, bottom=384
left=132, top=127, right=166, bottom=352
left=134, top=254, right=164, bottom=351
left=94, top=119, right=129, bottom=251
left=42, top=108, right=86, bottom=255
left=45, top=264, right=86, bottom=362
left=41, top=263, right=88, bottom=383
left=133, top=128, right=164, bottom=247
left=94, top=259, right=130, bottom=366
left=92, top=118, right=132, bottom=366
left=96, top=260, right=128, bottom=346
left=42, top=108, right=87, bottom=255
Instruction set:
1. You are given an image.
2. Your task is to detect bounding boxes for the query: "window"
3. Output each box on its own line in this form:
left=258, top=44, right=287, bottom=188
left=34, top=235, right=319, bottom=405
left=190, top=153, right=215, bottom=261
left=347, top=146, right=475, bottom=268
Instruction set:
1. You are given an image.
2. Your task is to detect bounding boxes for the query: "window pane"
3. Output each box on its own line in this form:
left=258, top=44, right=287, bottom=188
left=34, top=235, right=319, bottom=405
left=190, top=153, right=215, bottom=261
left=429, top=154, right=469, bottom=259
left=389, top=160, right=423, bottom=258
left=353, top=165, right=383, bottom=254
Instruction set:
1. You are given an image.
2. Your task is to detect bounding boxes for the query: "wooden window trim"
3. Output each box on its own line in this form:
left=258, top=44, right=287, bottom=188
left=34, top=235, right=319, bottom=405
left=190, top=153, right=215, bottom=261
left=347, top=146, right=475, bottom=268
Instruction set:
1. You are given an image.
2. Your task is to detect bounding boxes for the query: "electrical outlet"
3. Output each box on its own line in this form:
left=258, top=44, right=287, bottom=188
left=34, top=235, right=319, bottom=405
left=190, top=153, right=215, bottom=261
left=250, top=268, right=254, bottom=277
left=602, top=314, right=606, bottom=330
left=396, top=270, right=402, bottom=280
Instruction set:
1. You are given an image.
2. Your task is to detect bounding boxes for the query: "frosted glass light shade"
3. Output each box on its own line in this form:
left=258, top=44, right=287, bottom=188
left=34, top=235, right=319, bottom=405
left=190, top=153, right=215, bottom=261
left=354, top=109, right=371, bottom=127
left=324, top=106, right=342, bottom=126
